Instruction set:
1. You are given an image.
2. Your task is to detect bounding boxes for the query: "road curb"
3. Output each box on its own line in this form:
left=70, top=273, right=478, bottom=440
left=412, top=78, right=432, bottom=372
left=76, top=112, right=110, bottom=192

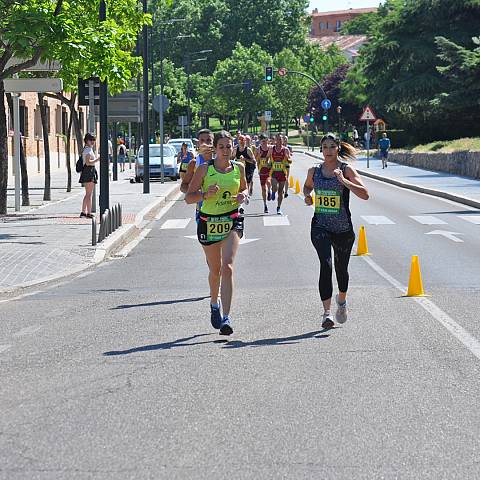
left=302, top=151, right=480, bottom=210
left=0, top=183, right=181, bottom=296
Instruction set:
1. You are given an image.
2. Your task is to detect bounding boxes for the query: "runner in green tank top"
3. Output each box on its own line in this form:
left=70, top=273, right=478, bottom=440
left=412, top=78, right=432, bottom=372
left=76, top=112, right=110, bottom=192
left=185, top=131, right=248, bottom=335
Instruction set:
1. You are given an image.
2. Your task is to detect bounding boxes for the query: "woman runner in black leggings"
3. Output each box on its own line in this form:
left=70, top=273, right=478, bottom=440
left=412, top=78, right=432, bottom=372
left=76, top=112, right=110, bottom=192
left=303, top=133, right=369, bottom=328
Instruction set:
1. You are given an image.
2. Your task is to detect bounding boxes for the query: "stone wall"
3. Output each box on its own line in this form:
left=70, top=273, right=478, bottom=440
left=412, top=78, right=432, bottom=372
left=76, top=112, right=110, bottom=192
left=389, top=151, right=480, bottom=180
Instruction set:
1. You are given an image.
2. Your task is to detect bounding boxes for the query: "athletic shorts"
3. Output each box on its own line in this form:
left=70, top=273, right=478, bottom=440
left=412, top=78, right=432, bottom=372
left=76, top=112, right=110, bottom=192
left=271, top=171, right=287, bottom=183
left=179, top=162, right=190, bottom=174
left=380, top=150, right=388, bottom=159
left=245, top=163, right=256, bottom=183
left=259, top=167, right=270, bottom=186
left=197, top=210, right=244, bottom=246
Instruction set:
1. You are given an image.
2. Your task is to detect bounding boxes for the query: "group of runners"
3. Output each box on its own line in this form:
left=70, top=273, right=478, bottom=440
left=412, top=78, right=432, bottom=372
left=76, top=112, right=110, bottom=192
left=178, top=127, right=369, bottom=335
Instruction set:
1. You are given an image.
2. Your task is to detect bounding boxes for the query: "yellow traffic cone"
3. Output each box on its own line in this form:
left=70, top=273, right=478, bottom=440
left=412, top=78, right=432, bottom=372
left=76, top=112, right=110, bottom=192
left=295, top=179, right=301, bottom=194
left=405, top=255, right=427, bottom=297
left=356, top=225, right=369, bottom=256
left=289, top=176, right=294, bottom=188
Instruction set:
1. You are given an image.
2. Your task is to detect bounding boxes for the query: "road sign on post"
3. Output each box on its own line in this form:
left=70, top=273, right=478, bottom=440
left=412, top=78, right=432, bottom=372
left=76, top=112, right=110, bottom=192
left=78, top=77, right=100, bottom=106
left=264, top=110, right=272, bottom=121
left=360, top=106, right=377, bottom=168
left=278, top=67, right=288, bottom=77
left=321, top=98, right=332, bottom=110
left=153, top=94, right=169, bottom=113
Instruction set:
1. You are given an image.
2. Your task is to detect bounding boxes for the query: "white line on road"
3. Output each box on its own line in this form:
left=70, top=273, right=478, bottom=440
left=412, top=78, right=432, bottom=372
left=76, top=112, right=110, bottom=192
left=154, top=191, right=183, bottom=221
left=460, top=215, right=480, bottom=225
left=0, top=290, right=42, bottom=305
left=361, top=215, right=396, bottom=225
left=362, top=255, right=480, bottom=361
left=425, top=230, right=464, bottom=243
left=12, top=325, right=43, bottom=337
left=0, top=345, right=12, bottom=354
left=114, top=229, right=152, bottom=258
left=161, top=218, right=191, bottom=229
left=410, top=215, right=447, bottom=225
left=263, top=216, right=291, bottom=226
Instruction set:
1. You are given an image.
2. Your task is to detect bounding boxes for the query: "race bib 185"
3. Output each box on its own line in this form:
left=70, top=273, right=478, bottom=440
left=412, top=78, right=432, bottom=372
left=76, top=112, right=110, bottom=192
left=315, top=189, right=341, bottom=215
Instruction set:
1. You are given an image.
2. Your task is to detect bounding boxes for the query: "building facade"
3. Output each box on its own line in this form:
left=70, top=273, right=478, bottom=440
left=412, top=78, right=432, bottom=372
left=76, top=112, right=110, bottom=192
left=5, top=93, right=88, bottom=179
left=310, top=7, right=377, bottom=37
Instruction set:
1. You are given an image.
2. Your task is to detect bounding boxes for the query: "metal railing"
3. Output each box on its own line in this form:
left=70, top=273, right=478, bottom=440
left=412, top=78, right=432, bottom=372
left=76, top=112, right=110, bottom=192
left=94, top=203, right=123, bottom=245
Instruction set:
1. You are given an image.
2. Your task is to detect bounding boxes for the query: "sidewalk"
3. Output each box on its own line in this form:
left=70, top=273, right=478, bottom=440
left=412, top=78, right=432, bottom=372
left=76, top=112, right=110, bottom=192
left=0, top=169, right=179, bottom=293
left=303, top=151, right=480, bottom=210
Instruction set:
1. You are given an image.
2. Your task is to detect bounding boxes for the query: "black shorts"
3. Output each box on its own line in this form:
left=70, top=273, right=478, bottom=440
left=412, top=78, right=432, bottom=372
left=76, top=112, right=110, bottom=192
left=245, top=163, right=256, bottom=183
left=197, top=210, right=244, bottom=246
left=79, top=166, right=98, bottom=184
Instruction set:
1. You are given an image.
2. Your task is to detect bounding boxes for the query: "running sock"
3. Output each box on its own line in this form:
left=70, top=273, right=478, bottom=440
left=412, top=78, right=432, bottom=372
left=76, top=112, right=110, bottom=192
left=222, top=315, right=231, bottom=323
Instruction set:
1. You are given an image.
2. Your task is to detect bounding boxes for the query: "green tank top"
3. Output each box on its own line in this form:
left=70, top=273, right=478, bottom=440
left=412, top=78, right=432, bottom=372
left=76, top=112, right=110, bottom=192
left=200, top=161, right=241, bottom=215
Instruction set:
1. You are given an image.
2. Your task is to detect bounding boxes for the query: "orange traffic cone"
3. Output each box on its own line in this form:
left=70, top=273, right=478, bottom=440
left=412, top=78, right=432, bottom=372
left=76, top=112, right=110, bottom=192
left=289, top=176, right=294, bottom=188
left=356, top=225, right=369, bottom=256
left=405, top=255, right=427, bottom=296
left=295, top=179, right=301, bottom=194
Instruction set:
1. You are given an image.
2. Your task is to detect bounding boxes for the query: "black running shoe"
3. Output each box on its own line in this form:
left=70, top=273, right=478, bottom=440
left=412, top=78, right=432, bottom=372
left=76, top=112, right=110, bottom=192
left=210, top=304, right=222, bottom=329
left=321, top=313, right=334, bottom=329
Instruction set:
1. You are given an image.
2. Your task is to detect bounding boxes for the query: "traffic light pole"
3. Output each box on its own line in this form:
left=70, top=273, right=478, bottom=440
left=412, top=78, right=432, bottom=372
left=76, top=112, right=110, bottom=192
left=142, top=0, right=150, bottom=193
left=273, top=69, right=327, bottom=100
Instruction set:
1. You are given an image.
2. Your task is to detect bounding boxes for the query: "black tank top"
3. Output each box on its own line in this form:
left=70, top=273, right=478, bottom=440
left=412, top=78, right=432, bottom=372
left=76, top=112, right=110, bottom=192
left=236, top=147, right=251, bottom=160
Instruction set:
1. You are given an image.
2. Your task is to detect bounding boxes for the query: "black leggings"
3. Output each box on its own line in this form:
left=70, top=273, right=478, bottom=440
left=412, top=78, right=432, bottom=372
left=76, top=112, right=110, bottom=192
left=311, top=226, right=355, bottom=301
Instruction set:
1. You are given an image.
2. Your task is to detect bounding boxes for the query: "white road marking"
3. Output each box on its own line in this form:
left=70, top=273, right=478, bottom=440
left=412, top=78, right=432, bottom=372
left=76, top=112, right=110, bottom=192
left=410, top=215, right=447, bottom=225
left=361, top=215, right=395, bottom=225
left=184, top=235, right=259, bottom=244
left=460, top=215, right=480, bottom=225
left=362, top=255, right=480, bottom=362
left=154, top=191, right=183, bottom=221
left=425, top=230, right=464, bottom=243
left=161, top=218, right=191, bottom=229
left=12, top=325, right=43, bottom=337
left=0, top=345, right=12, bottom=354
left=263, top=216, right=291, bottom=226
left=184, top=235, right=197, bottom=240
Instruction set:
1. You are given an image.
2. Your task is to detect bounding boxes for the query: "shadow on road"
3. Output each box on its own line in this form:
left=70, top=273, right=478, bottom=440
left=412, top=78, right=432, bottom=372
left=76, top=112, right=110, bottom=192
left=103, top=329, right=331, bottom=356
left=111, top=296, right=210, bottom=310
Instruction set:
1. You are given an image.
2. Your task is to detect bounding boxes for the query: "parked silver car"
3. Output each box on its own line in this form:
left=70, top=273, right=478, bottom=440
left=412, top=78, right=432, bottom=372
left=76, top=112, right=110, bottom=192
left=135, top=144, right=179, bottom=182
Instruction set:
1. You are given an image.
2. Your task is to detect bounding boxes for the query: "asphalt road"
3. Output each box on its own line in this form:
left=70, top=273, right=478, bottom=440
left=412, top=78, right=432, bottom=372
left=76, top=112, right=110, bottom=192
left=1, top=152, right=480, bottom=479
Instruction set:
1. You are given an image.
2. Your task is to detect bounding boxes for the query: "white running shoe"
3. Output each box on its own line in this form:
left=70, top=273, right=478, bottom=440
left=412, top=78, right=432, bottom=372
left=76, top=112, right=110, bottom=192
left=335, top=295, right=348, bottom=324
left=321, top=312, right=334, bottom=329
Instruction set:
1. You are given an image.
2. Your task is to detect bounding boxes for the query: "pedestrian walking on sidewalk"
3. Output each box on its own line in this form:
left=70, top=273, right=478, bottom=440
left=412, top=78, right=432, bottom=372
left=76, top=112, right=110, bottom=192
left=303, top=133, right=369, bottom=329
left=79, top=133, right=99, bottom=219
left=118, top=139, right=127, bottom=173
left=185, top=130, right=248, bottom=336
left=378, top=132, right=391, bottom=169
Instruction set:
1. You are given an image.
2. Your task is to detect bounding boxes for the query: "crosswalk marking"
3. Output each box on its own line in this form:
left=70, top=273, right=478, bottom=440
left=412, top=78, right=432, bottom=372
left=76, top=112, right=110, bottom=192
left=460, top=215, right=480, bottom=225
left=410, top=215, right=447, bottom=225
left=361, top=216, right=395, bottom=225
left=263, top=216, right=290, bottom=227
left=161, top=218, right=191, bottom=229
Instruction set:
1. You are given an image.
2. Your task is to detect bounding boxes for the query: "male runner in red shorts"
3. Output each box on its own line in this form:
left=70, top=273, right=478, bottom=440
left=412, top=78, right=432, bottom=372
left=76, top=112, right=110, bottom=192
left=270, top=133, right=290, bottom=215
left=255, top=134, right=272, bottom=214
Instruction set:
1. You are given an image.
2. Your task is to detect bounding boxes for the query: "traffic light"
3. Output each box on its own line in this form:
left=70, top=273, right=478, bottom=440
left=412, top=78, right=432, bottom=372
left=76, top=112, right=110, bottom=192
left=265, top=66, right=273, bottom=82
left=309, top=114, right=315, bottom=124
left=322, top=113, right=328, bottom=121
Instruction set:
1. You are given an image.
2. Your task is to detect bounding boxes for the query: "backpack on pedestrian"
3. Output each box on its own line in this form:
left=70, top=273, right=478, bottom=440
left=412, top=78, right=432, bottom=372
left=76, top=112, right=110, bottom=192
left=75, top=154, right=84, bottom=173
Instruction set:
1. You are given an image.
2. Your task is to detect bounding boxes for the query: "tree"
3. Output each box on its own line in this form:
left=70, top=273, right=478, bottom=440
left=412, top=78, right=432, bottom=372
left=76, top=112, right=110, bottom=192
left=309, top=64, right=359, bottom=129
left=0, top=0, right=148, bottom=213
left=208, top=44, right=277, bottom=132
left=272, top=49, right=310, bottom=133
left=340, top=0, right=480, bottom=143
left=433, top=35, right=480, bottom=113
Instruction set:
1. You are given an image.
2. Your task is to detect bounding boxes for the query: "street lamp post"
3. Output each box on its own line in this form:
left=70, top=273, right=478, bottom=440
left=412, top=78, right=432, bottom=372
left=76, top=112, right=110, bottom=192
left=337, top=105, right=343, bottom=138
left=184, top=50, right=211, bottom=137
left=142, top=0, right=150, bottom=194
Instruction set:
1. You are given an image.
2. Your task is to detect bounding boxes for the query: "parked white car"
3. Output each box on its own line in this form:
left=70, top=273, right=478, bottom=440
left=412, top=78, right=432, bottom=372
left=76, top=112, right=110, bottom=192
left=135, top=144, right=179, bottom=182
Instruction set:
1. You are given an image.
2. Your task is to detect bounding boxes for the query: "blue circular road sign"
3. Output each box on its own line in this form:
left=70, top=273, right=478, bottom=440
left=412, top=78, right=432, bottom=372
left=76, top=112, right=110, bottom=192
left=321, top=99, right=332, bottom=110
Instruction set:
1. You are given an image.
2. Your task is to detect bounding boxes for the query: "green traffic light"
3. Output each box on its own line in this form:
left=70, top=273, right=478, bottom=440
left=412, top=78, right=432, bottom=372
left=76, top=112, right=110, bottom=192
left=266, top=75, right=272, bottom=81
left=322, top=115, right=328, bottom=121
left=309, top=116, right=314, bottom=123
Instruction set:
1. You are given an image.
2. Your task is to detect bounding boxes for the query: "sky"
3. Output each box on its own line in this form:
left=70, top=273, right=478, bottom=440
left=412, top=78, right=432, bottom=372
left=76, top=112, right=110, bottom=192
left=309, top=0, right=381, bottom=13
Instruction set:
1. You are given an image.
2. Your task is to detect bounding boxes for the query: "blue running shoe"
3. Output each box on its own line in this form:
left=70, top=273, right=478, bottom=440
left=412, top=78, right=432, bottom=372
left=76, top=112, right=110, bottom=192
left=210, top=303, right=222, bottom=329
left=271, top=191, right=276, bottom=201
left=219, top=316, right=233, bottom=336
